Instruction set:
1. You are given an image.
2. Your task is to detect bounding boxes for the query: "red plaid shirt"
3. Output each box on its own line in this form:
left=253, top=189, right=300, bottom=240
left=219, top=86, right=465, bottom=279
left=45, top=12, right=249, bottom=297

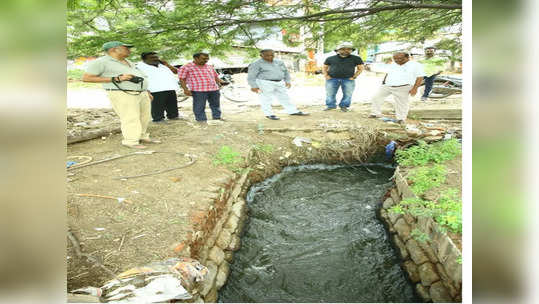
left=178, top=62, right=219, bottom=92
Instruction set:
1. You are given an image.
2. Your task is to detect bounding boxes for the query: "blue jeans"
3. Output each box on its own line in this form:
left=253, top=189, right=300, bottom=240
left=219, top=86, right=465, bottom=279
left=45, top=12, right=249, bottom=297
left=422, top=75, right=436, bottom=97
left=192, top=90, right=221, bottom=121
left=325, top=78, right=356, bottom=108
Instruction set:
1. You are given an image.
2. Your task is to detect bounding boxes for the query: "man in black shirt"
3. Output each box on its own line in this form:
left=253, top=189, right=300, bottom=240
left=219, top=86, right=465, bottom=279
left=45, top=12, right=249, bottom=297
left=323, top=42, right=364, bottom=112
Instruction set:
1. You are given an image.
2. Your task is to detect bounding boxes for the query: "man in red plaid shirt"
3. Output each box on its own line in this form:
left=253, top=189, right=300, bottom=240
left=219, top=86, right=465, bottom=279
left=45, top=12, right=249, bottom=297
left=178, top=52, right=226, bottom=123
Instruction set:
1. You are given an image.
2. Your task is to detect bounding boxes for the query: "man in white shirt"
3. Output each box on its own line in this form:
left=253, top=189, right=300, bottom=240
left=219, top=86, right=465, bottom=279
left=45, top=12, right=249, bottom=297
left=369, top=52, right=425, bottom=124
left=136, top=52, right=183, bottom=123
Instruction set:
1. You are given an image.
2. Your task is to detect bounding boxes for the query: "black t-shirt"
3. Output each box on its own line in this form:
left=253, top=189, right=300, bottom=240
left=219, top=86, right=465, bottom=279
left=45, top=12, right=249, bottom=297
left=324, top=55, right=364, bottom=78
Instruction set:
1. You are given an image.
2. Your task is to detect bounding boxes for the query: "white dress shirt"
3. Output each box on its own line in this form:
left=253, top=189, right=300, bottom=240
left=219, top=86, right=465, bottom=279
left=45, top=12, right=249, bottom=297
left=384, top=61, right=425, bottom=86
left=135, top=62, right=180, bottom=93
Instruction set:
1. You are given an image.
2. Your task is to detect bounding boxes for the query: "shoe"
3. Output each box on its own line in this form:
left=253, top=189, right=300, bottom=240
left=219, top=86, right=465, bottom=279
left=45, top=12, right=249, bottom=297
left=421, top=97, right=428, bottom=101
left=396, top=119, right=405, bottom=124
left=323, top=107, right=336, bottom=111
left=213, top=118, right=226, bottom=121
left=368, top=114, right=379, bottom=118
left=123, top=144, right=147, bottom=149
left=196, top=120, right=208, bottom=124
left=266, top=115, right=280, bottom=120
left=290, top=111, right=309, bottom=116
left=340, top=107, right=350, bottom=112
left=168, top=117, right=187, bottom=121
left=140, top=139, right=162, bottom=144
left=153, top=120, right=169, bottom=124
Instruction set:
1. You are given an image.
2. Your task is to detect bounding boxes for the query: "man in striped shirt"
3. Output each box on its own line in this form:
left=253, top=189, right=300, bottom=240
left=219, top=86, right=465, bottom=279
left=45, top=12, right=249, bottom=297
left=178, top=52, right=226, bottom=123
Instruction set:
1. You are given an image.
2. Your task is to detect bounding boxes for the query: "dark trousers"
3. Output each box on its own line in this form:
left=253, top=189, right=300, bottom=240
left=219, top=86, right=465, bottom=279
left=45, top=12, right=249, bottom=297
left=192, top=90, right=221, bottom=121
left=151, top=90, right=179, bottom=121
left=422, top=75, right=437, bottom=97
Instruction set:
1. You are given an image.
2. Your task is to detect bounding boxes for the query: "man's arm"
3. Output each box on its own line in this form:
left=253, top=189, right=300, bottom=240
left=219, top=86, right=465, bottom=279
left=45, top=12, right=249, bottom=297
left=82, top=73, right=133, bottom=83
left=409, top=76, right=423, bottom=96
left=159, top=60, right=178, bottom=74
left=247, top=62, right=261, bottom=93
left=283, top=61, right=291, bottom=88
left=179, top=78, right=191, bottom=96
left=323, top=64, right=331, bottom=80
left=350, top=64, right=364, bottom=80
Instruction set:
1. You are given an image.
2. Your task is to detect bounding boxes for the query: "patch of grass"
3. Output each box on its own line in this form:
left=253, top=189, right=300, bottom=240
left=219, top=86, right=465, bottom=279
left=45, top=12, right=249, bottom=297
left=389, top=188, right=462, bottom=234
left=252, top=143, right=273, bottom=153
left=408, top=164, right=447, bottom=195
left=213, top=145, right=243, bottom=170
left=396, top=139, right=461, bottom=166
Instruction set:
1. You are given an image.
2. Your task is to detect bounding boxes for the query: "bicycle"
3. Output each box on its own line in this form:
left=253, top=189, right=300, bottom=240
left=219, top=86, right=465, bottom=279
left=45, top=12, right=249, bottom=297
left=218, top=72, right=250, bottom=102
left=422, top=75, right=462, bottom=99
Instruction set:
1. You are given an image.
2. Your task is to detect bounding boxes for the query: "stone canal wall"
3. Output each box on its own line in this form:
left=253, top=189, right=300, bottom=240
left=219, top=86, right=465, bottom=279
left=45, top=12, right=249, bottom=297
left=379, top=166, right=462, bottom=303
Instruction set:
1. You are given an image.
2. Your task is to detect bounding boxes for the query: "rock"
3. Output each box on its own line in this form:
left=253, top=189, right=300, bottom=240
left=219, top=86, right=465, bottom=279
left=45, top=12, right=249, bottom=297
left=200, top=261, right=218, bottom=296
left=205, top=287, right=218, bottom=303
left=215, top=261, right=230, bottom=290
left=379, top=208, right=389, bottom=221
left=394, top=218, right=411, bottom=241
left=208, top=246, right=225, bottom=265
left=224, top=250, right=234, bottom=263
left=403, top=214, right=416, bottom=226
left=403, top=260, right=420, bottom=283
left=392, top=234, right=409, bottom=260
left=383, top=197, right=394, bottom=209
left=231, top=199, right=246, bottom=218
left=224, top=214, right=240, bottom=233
left=415, top=284, right=431, bottom=302
left=388, top=210, right=402, bottom=224
left=418, top=262, right=440, bottom=286
left=192, top=295, right=204, bottom=303
left=227, top=234, right=241, bottom=251
left=216, top=229, right=233, bottom=249
left=390, top=188, right=400, bottom=204
left=429, top=281, right=453, bottom=302
left=406, top=239, right=429, bottom=265
left=418, top=241, right=438, bottom=263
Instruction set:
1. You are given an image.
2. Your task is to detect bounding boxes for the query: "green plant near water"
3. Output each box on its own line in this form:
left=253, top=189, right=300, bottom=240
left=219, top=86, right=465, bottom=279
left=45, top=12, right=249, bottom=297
left=252, top=143, right=273, bottom=153
left=213, top=146, right=243, bottom=170
left=407, top=164, right=447, bottom=195
left=396, top=139, right=461, bottom=166
left=389, top=188, right=462, bottom=234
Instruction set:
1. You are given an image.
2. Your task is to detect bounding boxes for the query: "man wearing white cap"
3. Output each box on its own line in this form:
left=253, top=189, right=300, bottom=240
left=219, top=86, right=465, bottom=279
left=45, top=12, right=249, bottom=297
left=82, top=41, right=160, bottom=149
left=323, top=42, right=364, bottom=112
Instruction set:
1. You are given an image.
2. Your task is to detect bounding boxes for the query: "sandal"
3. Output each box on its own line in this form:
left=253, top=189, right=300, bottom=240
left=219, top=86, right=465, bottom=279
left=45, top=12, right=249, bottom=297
left=140, top=139, right=162, bottom=144
left=123, top=144, right=147, bottom=149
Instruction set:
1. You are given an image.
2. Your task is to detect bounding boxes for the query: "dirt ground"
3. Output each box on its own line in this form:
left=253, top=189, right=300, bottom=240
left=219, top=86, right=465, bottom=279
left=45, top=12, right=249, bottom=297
left=67, top=87, right=462, bottom=291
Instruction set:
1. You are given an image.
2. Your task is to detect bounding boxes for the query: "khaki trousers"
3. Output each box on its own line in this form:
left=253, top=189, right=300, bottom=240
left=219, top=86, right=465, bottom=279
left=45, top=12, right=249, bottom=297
left=107, top=91, right=151, bottom=146
left=370, top=85, right=412, bottom=121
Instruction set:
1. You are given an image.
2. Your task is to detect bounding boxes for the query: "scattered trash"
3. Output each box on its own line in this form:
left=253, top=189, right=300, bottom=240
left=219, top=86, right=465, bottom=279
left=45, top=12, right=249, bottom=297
left=379, top=117, right=399, bottom=123
left=169, top=177, right=182, bottom=182
left=75, top=193, right=134, bottom=204
left=428, top=130, right=441, bottom=136
left=284, top=152, right=292, bottom=158
left=92, top=258, right=208, bottom=303
left=405, top=125, right=422, bottom=136
left=117, top=197, right=126, bottom=204
left=72, top=287, right=102, bottom=297
left=67, top=161, right=77, bottom=168
left=292, top=137, right=312, bottom=147
left=94, top=228, right=106, bottom=231
left=444, top=133, right=452, bottom=140
left=385, top=141, right=396, bottom=160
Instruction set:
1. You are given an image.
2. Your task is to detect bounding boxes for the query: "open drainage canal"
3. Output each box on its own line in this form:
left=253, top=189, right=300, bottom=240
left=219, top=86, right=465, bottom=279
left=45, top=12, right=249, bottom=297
left=219, top=164, right=419, bottom=303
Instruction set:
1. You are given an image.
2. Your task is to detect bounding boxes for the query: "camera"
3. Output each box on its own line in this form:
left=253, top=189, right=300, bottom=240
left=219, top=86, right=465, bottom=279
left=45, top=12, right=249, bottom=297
left=129, top=76, right=144, bottom=83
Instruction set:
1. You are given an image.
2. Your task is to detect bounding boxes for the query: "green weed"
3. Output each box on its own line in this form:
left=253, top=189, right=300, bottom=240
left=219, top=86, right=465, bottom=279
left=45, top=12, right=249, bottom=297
left=396, top=139, right=461, bottom=166
left=408, top=164, right=447, bottom=195
left=411, top=228, right=430, bottom=243
left=213, top=146, right=243, bottom=170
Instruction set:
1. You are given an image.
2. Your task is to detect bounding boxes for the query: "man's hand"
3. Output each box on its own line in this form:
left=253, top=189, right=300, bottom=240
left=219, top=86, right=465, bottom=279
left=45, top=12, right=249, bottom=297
left=251, top=88, right=261, bottom=93
left=118, top=74, right=135, bottom=81
left=183, top=89, right=192, bottom=96
left=349, top=77, right=356, bottom=80
left=409, top=87, right=418, bottom=96
left=148, top=91, right=154, bottom=101
left=159, top=60, right=169, bottom=66
left=324, top=75, right=331, bottom=80
left=285, top=82, right=291, bottom=88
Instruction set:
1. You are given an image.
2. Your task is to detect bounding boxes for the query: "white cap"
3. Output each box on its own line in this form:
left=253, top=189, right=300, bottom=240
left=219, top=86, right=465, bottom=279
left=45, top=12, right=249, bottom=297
left=335, top=42, right=355, bottom=51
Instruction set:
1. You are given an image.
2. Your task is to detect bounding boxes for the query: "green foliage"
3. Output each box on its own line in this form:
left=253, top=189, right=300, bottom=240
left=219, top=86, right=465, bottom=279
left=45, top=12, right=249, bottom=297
left=408, top=164, right=447, bottom=195
left=67, top=0, right=461, bottom=58
left=252, top=143, right=273, bottom=154
left=389, top=188, right=462, bottom=234
left=213, top=146, right=243, bottom=170
left=411, top=228, right=430, bottom=243
left=396, top=139, right=461, bottom=166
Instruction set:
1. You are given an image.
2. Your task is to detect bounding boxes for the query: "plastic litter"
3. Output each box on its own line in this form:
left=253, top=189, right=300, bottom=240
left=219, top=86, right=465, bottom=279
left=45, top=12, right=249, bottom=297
left=67, top=161, right=77, bottom=168
left=71, top=257, right=208, bottom=303
left=292, top=137, right=312, bottom=147
left=385, top=141, right=396, bottom=159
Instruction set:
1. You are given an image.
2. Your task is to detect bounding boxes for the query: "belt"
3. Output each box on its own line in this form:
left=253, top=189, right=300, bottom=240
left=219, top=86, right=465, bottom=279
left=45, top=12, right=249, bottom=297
left=106, top=89, right=144, bottom=93
left=388, top=84, right=410, bottom=87
left=263, top=79, right=283, bottom=82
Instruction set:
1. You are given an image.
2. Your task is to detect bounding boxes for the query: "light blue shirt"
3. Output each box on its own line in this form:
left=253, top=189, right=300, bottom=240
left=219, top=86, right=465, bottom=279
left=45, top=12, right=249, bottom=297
left=247, top=58, right=291, bottom=88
